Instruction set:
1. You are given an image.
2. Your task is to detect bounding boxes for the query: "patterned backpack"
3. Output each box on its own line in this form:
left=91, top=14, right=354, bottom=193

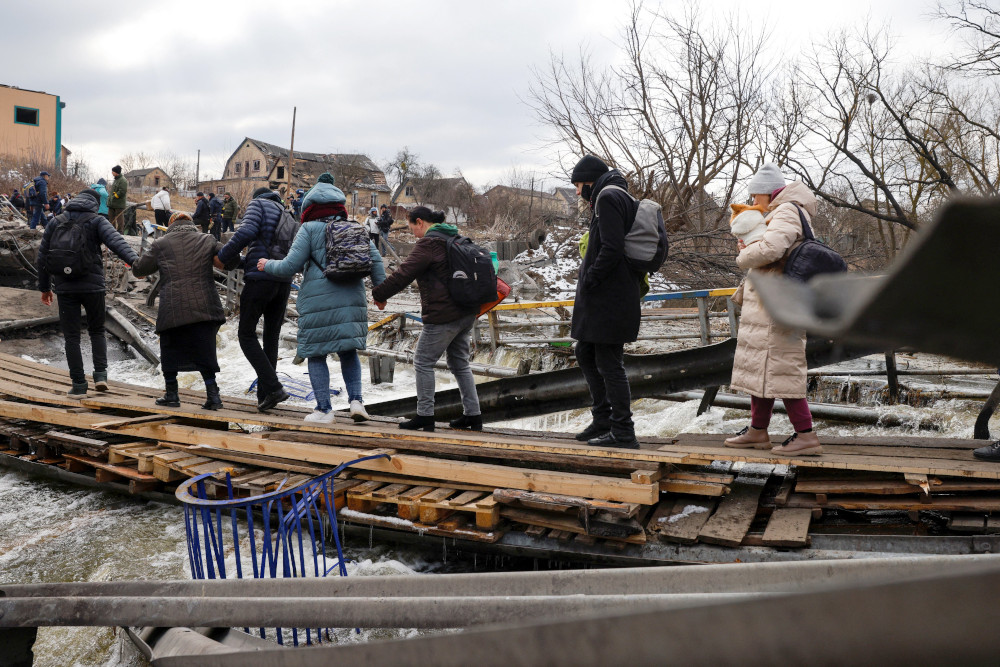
left=321, top=218, right=372, bottom=281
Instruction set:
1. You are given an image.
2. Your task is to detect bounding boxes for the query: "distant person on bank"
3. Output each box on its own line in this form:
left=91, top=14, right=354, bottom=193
left=724, top=163, right=822, bottom=456
left=258, top=173, right=385, bottom=423
left=108, top=166, right=128, bottom=233
left=371, top=207, right=483, bottom=432
left=133, top=211, right=235, bottom=411
left=207, top=192, right=224, bottom=240
left=28, top=170, right=49, bottom=230
left=568, top=155, right=642, bottom=450
left=378, top=204, right=395, bottom=254
left=215, top=187, right=294, bottom=413
left=37, top=189, right=138, bottom=395
left=192, top=192, right=211, bottom=234
left=151, top=186, right=171, bottom=227
left=91, top=178, right=110, bottom=220
left=221, top=192, right=237, bottom=233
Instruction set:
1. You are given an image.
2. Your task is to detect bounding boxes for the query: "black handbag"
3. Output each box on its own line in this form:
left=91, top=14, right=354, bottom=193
left=783, top=204, right=847, bottom=282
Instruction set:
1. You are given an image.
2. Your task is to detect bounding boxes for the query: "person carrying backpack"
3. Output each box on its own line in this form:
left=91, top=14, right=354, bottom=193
left=215, top=187, right=295, bottom=412
left=371, top=206, right=483, bottom=432
left=258, top=173, right=385, bottom=423
left=724, top=163, right=823, bottom=456
left=37, top=189, right=139, bottom=395
left=568, top=155, right=643, bottom=450
left=207, top=193, right=224, bottom=240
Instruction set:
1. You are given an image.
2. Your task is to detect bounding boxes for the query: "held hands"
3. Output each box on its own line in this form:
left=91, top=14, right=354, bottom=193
left=212, top=256, right=225, bottom=271
left=41, top=291, right=53, bottom=306
left=257, top=258, right=268, bottom=272
left=374, top=300, right=386, bottom=310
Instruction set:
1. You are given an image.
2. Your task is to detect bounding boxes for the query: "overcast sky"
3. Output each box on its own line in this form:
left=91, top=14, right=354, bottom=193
left=3, top=0, right=953, bottom=190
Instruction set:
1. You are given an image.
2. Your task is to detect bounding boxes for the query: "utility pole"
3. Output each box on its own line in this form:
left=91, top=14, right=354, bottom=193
left=287, top=107, right=297, bottom=197
left=195, top=149, right=200, bottom=193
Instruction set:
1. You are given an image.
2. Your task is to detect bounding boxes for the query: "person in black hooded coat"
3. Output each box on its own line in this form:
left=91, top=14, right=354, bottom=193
left=569, top=156, right=642, bottom=449
left=37, top=189, right=139, bottom=395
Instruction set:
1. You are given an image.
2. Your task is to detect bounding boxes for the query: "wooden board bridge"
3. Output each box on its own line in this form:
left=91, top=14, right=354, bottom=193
left=1, top=351, right=998, bottom=561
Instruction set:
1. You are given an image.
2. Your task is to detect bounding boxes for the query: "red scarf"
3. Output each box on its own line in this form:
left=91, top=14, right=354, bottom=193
left=302, top=202, right=347, bottom=222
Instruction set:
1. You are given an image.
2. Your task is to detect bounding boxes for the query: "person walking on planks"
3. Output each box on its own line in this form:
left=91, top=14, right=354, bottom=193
left=215, top=187, right=294, bottom=413
left=257, top=173, right=385, bottom=423
left=724, top=163, right=822, bottom=456
left=568, top=156, right=642, bottom=450
left=371, top=207, right=483, bottom=432
left=37, top=189, right=139, bottom=396
left=132, top=212, right=235, bottom=410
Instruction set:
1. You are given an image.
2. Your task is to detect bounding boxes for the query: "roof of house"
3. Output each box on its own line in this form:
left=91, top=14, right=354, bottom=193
left=124, top=167, right=161, bottom=178
left=392, top=176, right=471, bottom=202
left=239, top=137, right=387, bottom=190
left=484, top=184, right=562, bottom=202
left=554, top=187, right=578, bottom=202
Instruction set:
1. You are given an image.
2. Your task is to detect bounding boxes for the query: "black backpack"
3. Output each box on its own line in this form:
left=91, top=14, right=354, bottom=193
left=427, top=230, right=497, bottom=308
left=44, top=213, right=97, bottom=278
left=783, top=204, right=848, bottom=282
left=268, top=207, right=300, bottom=260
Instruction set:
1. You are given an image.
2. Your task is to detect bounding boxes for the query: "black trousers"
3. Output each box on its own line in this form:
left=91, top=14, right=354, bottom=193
left=154, top=209, right=169, bottom=226
left=57, top=291, right=107, bottom=385
left=575, top=340, right=634, bottom=438
left=238, top=280, right=292, bottom=398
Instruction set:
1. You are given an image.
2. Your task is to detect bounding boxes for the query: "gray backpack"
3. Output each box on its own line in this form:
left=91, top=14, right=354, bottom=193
left=595, top=185, right=669, bottom=273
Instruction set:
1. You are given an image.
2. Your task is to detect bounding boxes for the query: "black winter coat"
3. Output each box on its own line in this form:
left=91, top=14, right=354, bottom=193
left=216, top=193, right=290, bottom=283
left=570, top=170, right=642, bottom=345
left=209, top=197, right=223, bottom=221
left=37, top=193, right=138, bottom=294
left=132, top=218, right=228, bottom=332
left=193, top=198, right=210, bottom=222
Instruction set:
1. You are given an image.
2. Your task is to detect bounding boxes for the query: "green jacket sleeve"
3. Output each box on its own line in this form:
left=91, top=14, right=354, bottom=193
left=111, top=177, right=127, bottom=207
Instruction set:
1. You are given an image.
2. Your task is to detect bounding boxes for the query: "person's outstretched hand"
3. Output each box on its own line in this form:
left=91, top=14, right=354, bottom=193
left=41, top=291, right=53, bottom=306
left=374, top=300, right=386, bottom=310
left=212, top=256, right=225, bottom=270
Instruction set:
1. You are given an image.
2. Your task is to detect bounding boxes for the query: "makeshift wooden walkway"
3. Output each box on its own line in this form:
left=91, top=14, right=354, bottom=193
left=1, top=351, right=997, bottom=558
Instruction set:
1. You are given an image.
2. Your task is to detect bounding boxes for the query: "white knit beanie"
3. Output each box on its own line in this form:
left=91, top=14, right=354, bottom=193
left=747, top=163, right=786, bottom=196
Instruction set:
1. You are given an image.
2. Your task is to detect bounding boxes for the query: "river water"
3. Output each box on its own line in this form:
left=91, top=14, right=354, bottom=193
left=1, top=325, right=995, bottom=665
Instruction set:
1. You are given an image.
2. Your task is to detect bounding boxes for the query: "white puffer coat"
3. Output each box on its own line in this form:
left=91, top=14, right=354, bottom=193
left=729, top=181, right=816, bottom=398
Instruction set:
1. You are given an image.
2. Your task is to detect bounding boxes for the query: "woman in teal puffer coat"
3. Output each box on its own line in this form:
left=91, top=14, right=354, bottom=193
left=258, top=174, right=385, bottom=424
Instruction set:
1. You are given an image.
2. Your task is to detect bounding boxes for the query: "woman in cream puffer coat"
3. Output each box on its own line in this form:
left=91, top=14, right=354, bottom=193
left=724, top=169, right=823, bottom=456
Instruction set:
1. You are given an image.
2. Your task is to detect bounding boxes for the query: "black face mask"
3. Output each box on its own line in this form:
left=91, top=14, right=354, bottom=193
left=580, top=184, right=593, bottom=201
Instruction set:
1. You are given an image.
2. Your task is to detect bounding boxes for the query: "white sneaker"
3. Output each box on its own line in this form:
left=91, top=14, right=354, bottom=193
left=304, top=409, right=329, bottom=423
left=350, top=399, right=370, bottom=422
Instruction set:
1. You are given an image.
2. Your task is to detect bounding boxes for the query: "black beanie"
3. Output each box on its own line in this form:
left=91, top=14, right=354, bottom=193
left=80, top=188, right=101, bottom=203
left=252, top=186, right=271, bottom=199
left=570, top=155, right=609, bottom=183
left=112, top=165, right=122, bottom=174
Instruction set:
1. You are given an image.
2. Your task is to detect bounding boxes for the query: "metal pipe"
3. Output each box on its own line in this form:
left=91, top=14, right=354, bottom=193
left=658, top=390, right=940, bottom=429
left=809, top=368, right=998, bottom=377
left=0, top=594, right=762, bottom=629
left=357, top=347, right=524, bottom=378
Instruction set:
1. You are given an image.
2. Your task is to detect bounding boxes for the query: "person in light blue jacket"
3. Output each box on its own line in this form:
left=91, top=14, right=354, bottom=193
left=258, top=173, right=385, bottom=423
left=90, top=178, right=110, bottom=218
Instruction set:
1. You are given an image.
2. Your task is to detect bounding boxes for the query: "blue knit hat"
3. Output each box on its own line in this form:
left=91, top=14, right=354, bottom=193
left=300, top=172, right=346, bottom=210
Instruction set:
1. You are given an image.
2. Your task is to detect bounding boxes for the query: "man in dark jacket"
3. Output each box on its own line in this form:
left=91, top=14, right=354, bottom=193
left=377, top=204, right=395, bottom=255
left=109, top=166, right=128, bottom=233
left=192, top=192, right=211, bottom=233
left=215, top=187, right=292, bottom=411
left=221, top=192, right=237, bottom=233
left=37, top=189, right=139, bottom=395
left=569, top=156, right=642, bottom=449
left=29, top=171, right=49, bottom=230
left=207, top=192, right=224, bottom=240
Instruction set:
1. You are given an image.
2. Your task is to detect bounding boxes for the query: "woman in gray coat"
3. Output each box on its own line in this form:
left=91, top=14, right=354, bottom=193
left=133, top=212, right=231, bottom=410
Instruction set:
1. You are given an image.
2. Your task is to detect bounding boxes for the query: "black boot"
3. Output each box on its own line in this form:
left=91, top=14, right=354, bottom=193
left=575, top=421, right=611, bottom=441
left=588, top=431, right=641, bottom=450
left=156, top=381, right=181, bottom=408
left=449, top=414, right=483, bottom=431
left=973, top=440, right=1000, bottom=462
left=202, top=383, right=223, bottom=411
left=399, top=415, right=435, bottom=432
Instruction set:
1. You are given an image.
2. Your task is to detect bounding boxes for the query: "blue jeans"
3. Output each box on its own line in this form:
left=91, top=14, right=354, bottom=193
left=30, top=205, right=45, bottom=230
left=308, top=350, right=362, bottom=411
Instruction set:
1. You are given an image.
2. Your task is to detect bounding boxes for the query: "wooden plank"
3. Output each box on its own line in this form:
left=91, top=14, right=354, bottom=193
left=398, top=486, right=436, bottom=501
left=421, top=488, right=457, bottom=503
left=785, top=494, right=1000, bottom=512
left=648, top=498, right=716, bottom=544
left=500, top=507, right=645, bottom=544
left=631, top=464, right=667, bottom=485
left=523, top=525, right=547, bottom=538
left=91, top=415, right=178, bottom=430
left=796, top=479, right=920, bottom=496
left=761, top=508, right=813, bottom=548
left=659, top=479, right=729, bottom=496
left=667, top=470, right=735, bottom=484
left=371, top=483, right=410, bottom=500
left=397, top=486, right=435, bottom=521
left=63, top=453, right=158, bottom=483
left=948, top=514, right=986, bottom=533
left=449, top=491, right=485, bottom=507
left=698, top=481, right=765, bottom=547
left=774, top=476, right=795, bottom=507
left=473, top=496, right=501, bottom=530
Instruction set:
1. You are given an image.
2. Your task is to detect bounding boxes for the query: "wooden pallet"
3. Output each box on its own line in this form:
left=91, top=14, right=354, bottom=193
left=62, top=453, right=161, bottom=494
left=346, top=481, right=502, bottom=531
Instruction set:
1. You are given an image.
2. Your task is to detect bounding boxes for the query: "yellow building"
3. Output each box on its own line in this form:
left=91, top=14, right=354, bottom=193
left=0, top=84, right=64, bottom=171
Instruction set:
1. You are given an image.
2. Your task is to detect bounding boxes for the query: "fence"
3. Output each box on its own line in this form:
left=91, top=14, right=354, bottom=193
left=177, top=452, right=390, bottom=647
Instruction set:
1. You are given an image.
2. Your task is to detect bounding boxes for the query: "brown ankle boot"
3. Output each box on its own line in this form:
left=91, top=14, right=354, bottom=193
left=724, top=426, right=771, bottom=449
left=771, top=430, right=822, bottom=456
